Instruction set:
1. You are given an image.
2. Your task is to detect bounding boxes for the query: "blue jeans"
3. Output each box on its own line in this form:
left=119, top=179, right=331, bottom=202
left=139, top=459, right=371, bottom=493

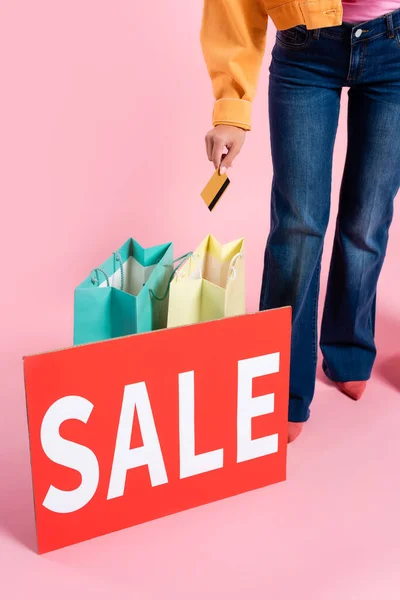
left=260, top=10, right=400, bottom=422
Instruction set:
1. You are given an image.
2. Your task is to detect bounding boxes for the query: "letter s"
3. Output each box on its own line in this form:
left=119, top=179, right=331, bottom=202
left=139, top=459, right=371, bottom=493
left=40, top=395, right=99, bottom=514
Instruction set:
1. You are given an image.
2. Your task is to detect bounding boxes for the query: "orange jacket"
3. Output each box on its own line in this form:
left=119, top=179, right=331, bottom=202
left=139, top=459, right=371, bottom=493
left=201, top=0, right=343, bottom=130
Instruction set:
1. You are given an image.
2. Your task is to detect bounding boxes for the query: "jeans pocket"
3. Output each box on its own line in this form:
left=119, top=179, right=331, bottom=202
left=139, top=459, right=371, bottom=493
left=276, top=25, right=312, bottom=50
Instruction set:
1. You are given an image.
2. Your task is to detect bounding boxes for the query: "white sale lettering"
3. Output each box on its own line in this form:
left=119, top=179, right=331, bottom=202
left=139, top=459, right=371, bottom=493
left=237, top=353, right=280, bottom=463
left=179, top=370, right=224, bottom=479
left=107, top=382, right=168, bottom=500
left=40, top=396, right=100, bottom=513
left=40, top=353, right=280, bottom=514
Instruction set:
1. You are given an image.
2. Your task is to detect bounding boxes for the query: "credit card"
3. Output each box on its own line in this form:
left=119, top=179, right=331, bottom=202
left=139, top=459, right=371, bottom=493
left=201, top=169, right=230, bottom=211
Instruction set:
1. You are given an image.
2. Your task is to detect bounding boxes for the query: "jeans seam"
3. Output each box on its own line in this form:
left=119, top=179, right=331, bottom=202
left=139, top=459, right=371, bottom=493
left=323, top=29, right=400, bottom=43
left=358, top=42, right=368, bottom=78
left=320, top=31, right=345, bottom=41
left=261, top=181, right=275, bottom=309
left=354, top=30, right=395, bottom=44
left=261, top=244, right=271, bottom=309
left=279, top=27, right=297, bottom=40
left=312, top=257, right=321, bottom=370
left=275, top=31, right=313, bottom=51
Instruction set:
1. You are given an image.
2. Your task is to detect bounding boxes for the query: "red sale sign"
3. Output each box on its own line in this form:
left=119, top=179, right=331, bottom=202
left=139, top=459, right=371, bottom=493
left=24, top=309, right=291, bottom=553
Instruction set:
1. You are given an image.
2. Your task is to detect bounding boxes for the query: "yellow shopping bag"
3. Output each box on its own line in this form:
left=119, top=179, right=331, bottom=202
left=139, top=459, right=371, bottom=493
left=167, top=235, right=245, bottom=327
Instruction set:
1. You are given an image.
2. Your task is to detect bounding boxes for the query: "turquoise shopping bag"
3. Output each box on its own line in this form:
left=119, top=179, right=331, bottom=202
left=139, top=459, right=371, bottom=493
left=74, top=238, right=174, bottom=345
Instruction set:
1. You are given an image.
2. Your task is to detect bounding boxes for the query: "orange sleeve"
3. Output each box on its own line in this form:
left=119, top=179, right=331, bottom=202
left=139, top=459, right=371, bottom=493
left=201, top=0, right=268, bottom=131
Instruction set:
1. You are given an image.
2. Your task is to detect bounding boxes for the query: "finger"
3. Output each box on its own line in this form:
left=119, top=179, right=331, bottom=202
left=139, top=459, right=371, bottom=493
left=220, top=141, right=241, bottom=171
left=220, top=146, right=228, bottom=164
left=205, top=134, right=213, bottom=162
left=211, top=138, right=226, bottom=170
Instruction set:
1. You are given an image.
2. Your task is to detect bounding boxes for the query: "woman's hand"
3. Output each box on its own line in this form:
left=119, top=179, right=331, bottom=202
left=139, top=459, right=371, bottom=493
left=205, top=125, right=246, bottom=174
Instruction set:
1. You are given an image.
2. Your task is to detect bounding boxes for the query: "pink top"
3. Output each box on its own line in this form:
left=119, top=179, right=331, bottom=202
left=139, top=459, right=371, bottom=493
left=342, top=0, right=400, bottom=22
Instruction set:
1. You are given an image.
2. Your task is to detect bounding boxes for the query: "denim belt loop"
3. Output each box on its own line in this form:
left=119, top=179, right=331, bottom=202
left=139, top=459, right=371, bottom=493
left=312, top=28, right=321, bottom=39
left=386, top=13, right=395, bottom=38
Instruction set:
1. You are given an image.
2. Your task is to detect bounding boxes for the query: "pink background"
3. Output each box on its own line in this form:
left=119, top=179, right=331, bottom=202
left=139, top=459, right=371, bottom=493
left=1, top=1, right=400, bottom=597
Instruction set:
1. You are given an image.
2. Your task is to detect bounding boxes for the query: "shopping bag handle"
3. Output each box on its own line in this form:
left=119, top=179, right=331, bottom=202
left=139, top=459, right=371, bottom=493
left=90, top=252, right=124, bottom=290
left=90, top=267, right=110, bottom=287
left=228, top=252, right=243, bottom=281
left=175, top=251, right=202, bottom=280
left=149, top=252, right=193, bottom=301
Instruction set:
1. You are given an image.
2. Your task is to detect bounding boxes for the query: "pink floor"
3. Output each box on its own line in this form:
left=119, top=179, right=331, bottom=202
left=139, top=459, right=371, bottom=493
left=1, top=3, right=400, bottom=593
left=2, top=318, right=400, bottom=599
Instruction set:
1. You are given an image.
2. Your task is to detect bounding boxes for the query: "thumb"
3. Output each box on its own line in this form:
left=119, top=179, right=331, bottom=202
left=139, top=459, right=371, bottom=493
left=219, top=142, right=240, bottom=173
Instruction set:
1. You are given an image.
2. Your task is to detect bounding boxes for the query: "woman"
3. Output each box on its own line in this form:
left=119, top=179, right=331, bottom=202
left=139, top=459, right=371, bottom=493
left=201, top=1, right=400, bottom=442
